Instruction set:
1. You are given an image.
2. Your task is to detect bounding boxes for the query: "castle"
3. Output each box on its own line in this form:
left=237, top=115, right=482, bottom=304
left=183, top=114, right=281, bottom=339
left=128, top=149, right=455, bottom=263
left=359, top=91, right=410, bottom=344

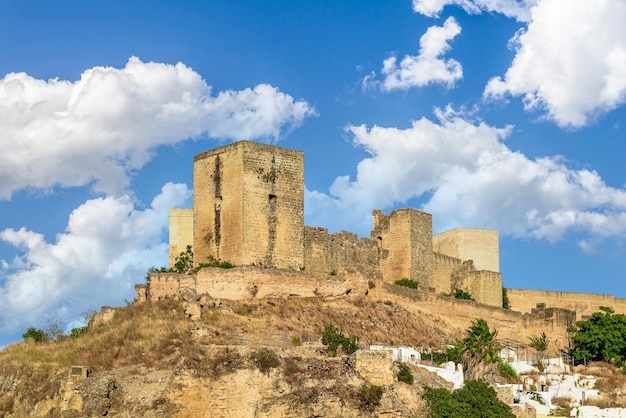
left=158, top=140, right=626, bottom=321
left=167, top=140, right=502, bottom=306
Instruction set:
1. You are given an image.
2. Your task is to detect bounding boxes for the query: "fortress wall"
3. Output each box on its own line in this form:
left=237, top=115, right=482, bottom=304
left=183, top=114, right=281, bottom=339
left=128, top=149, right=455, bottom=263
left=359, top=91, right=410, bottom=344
left=383, top=283, right=575, bottom=355
left=372, top=209, right=433, bottom=285
left=433, top=228, right=499, bottom=272
left=432, top=252, right=462, bottom=294
left=194, top=144, right=244, bottom=266
left=145, top=267, right=369, bottom=302
left=169, top=208, right=194, bottom=268
left=508, top=288, right=626, bottom=321
left=148, top=273, right=181, bottom=301
left=193, top=141, right=304, bottom=269
left=241, top=142, right=304, bottom=270
left=303, top=227, right=382, bottom=279
left=466, top=271, right=503, bottom=307
left=195, top=267, right=368, bottom=299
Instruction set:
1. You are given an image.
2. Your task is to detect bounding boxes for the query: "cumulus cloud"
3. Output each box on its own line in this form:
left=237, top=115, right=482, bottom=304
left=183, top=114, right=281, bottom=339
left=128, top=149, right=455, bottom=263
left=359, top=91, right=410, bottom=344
left=0, top=57, right=315, bottom=199
left=367, top=17, right=462, bottom=91
left=484, top=0, right=626, bottom=128
left=0, top=182, right=191, bottom=335
left=412, top=0, right=537, bottom=22
left=306, top=107, right=626, bottom=248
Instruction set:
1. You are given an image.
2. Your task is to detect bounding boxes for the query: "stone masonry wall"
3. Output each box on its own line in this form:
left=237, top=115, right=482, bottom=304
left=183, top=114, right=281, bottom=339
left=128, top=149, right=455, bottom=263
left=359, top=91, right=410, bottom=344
left=433, top=228, right=499, bottom=272
left=193, top=141, right=304, bottom=270
left=465, top=270, right=503, bottom=307
left=371, top=209, right=433, bottom=285
left=146, top=267, right=369, bottom=302
left=169, top=208, right=194, bottom=268
left=355, top=349, right=394, bottom=386
left=507, top=288, right=626, bottom=321
left=384, top=283, right=576, bottom=355
left=432, top=252, right=463, bottom=294
left=241, top=142, right=304, bottom=270
left=303, top=226, right=382, bottom=279
left=194, top=143, right=244, bottom=266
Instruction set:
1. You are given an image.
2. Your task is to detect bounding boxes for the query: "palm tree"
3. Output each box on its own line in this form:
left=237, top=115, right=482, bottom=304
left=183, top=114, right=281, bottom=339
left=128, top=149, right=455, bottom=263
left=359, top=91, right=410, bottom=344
left=459, top=319, right=502, bottom=380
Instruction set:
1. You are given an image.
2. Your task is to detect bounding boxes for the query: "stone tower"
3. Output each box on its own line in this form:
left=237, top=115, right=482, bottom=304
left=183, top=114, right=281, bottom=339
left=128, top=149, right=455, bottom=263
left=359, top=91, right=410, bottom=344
left=192, top=141, right=304, bottom=269
left=371, top=208, right=433, bottom=285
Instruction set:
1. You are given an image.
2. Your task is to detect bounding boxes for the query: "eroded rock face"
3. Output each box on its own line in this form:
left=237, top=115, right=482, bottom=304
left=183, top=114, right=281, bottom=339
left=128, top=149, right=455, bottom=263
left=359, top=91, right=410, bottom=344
left=2, top=350, right=428, bottom=418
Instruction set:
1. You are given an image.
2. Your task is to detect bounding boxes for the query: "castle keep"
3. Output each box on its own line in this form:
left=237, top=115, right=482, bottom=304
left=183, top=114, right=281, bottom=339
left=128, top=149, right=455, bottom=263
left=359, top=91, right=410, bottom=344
left=168, top=140, right=503, bottom=307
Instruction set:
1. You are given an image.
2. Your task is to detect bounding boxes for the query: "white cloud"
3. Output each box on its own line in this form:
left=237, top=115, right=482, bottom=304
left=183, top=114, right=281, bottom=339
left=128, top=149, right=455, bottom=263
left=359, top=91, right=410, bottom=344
left=0, top=182, right=191, bottom=335
left=375, top=17, right=462, bottom=91
left=412, top=0, right=537, bottom=22
left=484, top=0, right=626, bottom=128
left=0, top=57, right=315, bottom=200
left=306, top=107, right=626, bottom=247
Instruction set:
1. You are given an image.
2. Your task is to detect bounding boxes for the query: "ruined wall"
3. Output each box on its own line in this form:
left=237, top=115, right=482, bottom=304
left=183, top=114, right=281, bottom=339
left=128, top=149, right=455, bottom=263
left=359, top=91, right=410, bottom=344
left=433, top=228, right=499, bottom=272
left=371, top=209, right=433, bottom=285
left=193, top=141, right=304, bottom=269
left=355, top=350, right=394, bottom=385
left=303, top=227, right=381, bottom=279
left=507, top=288, right=626, bottom=321
left=382, top=283, right=576, bottom=356
left=145, top=267, right=369, bottom=302
left=169, top=208, right=194, bottom=268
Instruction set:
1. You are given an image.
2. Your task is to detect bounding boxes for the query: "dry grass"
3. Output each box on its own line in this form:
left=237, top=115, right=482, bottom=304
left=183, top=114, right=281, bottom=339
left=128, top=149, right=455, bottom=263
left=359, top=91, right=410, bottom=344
left=0, top=290, right=463, bottom=414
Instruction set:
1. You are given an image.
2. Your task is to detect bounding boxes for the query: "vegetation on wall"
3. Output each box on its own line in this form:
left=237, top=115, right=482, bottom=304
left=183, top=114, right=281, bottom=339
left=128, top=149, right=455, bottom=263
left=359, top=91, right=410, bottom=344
left=423, top=379, right=515, bottom=418
left=570, top=306, right=626, bottom=366
left=502, top=287, right=510, bottom=309
left=172, top=245, right=194, bottom=273
left=394, top=278, right=419, bottom=289
left=443, top=268, right=475, bottom=301
left=444, top=288, right=475, bottom=301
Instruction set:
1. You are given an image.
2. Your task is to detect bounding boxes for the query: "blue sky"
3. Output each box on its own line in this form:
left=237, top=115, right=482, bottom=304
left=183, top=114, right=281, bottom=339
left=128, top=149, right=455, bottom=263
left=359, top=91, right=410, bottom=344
left=1, top=0, right=626, bottom=348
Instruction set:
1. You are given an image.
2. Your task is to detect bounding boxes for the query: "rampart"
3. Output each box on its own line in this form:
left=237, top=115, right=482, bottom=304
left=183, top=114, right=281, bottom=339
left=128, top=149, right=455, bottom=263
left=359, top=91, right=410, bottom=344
left=507, top=288, right=626, bottom=321
left=383, top=283, right=575, bottom=356
left=432, top=252, right=463, bottom=294
left=303, top=227, right=381, bottom=279
left=143, top=267, right=369, bottom=303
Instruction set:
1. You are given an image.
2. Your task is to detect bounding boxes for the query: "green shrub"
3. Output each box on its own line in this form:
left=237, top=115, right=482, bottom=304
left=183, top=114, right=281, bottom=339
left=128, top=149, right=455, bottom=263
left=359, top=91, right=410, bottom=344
left=498, top=361, right=518, bottom=381
left=424, top=379, right=515, bottom=418
left=172, top=245, right=194, bottom=273
left=397, top=363, right=414, bottom=385
left=252, top=348, right=281, bottom=376
left=443, top=288, right=475, bottom=301
left=291, top=336, right=302, bottom=346
left=359, top=383, right=383, bottom=407
left=233, top=304, right=254, bottom=315
left=22, top=327, right=46, bottom=343
left=198, top=255, right=235, bottom=269
left=321, top=324, right=359, bottom=356
left=69, top=326, right=89, bottom=338
left=394, top=278, right=419, bottom=289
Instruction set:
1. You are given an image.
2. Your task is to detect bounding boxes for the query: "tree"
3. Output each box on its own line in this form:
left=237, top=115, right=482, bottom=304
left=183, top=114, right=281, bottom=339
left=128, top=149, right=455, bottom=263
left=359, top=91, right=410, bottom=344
left=458, top=319, right=502, bottom=380
left=528, top=332, right=549, bottom=364
left=172, top=245, right=194, bottom=273
left=423, top=379, right=515, bottom=418
left=22, top=327, right=46, bottom=343
left=321, top=324, right=359, bottom=356
left=570, top=306, right=626, bottom=366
